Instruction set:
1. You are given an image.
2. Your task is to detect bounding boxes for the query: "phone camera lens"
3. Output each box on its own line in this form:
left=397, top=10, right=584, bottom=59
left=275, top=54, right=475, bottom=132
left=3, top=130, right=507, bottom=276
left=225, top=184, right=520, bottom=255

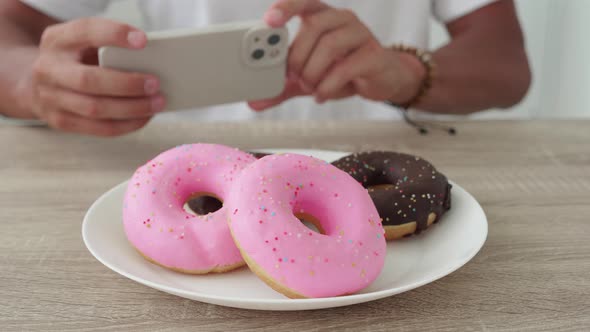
left=268, top=34, right=281, bottom=45
left=252, top=49, right=265, bottom=60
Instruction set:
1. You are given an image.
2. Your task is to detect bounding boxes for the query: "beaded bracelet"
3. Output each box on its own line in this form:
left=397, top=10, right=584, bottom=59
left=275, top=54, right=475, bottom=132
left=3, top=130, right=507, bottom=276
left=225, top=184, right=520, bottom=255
left=388, top=44, right=435, bottom=109
left=385, top=46, right=456, bottom=135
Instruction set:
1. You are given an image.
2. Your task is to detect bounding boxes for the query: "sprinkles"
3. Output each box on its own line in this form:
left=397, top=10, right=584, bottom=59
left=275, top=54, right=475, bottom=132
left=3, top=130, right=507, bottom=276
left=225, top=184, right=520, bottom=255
left=331, top=151, right=452, bottom=240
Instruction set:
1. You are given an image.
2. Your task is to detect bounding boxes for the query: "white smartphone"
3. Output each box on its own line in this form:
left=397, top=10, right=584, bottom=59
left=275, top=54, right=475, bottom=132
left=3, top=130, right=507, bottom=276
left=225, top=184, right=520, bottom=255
left=99, top=21, right=288, bottom=111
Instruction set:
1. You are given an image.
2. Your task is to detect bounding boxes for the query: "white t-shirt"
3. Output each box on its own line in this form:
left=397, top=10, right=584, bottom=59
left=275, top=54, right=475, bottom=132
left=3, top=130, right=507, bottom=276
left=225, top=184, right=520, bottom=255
left=20, top=0, right=495, bottom=122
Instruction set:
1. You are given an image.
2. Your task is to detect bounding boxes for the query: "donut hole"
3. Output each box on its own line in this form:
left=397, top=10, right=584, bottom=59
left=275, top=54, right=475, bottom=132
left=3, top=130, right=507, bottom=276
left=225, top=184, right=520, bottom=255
left=184, top=193, right=223, bottom=216
left=295, top=213, right=326, bottom=235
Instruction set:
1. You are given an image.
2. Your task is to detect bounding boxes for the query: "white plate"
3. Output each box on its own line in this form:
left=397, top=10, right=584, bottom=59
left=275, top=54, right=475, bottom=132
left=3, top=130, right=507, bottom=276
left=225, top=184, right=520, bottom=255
left=82, top=149, right=487, bottom=311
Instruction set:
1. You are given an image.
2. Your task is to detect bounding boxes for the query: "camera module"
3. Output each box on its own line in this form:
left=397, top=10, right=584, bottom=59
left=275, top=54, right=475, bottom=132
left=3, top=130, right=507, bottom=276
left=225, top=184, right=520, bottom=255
left=251, top=49, right=265, bottom=60
left=268, top=34, right=281, bottom=46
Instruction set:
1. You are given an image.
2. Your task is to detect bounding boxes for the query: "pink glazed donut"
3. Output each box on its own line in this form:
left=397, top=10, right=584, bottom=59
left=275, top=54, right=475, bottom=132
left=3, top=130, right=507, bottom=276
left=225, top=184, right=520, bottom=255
left=123, top=144, right=256, bottom=274
left=226, top=154, right=387, bottom=298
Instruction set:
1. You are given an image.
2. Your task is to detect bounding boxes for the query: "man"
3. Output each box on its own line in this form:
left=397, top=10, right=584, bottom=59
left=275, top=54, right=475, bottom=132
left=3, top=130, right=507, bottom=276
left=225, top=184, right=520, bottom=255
left=0, top=0, right=531, bottom=136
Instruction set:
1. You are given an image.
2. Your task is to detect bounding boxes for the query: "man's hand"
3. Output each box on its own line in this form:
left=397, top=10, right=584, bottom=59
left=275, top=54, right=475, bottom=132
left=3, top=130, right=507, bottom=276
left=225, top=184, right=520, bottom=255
left=249, top=0, right=424, bottom=111
left=25, top=18, right=166, bottom=136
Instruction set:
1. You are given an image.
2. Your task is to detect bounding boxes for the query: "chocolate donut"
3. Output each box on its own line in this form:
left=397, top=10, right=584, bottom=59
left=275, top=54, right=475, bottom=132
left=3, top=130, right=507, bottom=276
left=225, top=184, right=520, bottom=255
left=332, top=152, right=451, bottom=240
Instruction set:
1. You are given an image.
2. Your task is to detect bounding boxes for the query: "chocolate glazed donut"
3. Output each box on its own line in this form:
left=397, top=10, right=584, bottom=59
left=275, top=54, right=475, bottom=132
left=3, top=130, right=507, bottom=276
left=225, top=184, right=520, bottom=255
left=332, top=152, right=451, bottom=240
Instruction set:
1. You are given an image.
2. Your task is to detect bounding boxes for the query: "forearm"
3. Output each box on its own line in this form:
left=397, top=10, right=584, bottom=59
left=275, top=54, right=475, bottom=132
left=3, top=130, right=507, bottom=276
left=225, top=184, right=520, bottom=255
left=414, top=32, right=531, bottom=114
left=0, top=17, right=40, bottom=119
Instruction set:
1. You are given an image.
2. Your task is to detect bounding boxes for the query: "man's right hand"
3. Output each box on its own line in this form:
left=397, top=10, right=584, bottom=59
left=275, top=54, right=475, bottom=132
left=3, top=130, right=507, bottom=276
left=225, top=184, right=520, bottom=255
left=24, top=18, right=165, bottom=136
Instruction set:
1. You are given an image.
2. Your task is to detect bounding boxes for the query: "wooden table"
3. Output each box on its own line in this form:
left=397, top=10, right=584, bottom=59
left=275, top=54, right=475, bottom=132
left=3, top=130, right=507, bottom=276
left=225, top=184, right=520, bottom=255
left=1, top=120, right=589, bottom=331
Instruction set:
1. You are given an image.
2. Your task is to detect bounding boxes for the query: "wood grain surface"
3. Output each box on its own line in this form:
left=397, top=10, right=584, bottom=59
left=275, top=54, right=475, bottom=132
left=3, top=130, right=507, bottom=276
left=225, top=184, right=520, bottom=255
left=1, top=120, right=589, bottom=332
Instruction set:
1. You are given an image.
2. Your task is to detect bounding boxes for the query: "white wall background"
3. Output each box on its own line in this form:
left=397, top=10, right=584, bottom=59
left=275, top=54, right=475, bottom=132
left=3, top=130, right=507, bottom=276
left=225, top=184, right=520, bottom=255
left=106, top=0, right=590, bottom=119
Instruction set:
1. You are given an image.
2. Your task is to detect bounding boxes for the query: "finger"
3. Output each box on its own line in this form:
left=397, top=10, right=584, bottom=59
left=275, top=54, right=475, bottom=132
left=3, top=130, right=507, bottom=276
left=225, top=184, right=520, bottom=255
left=41, top=18, right=147, bottom=50
left=288, top=8, right=357, bottom=75
left=35, top=61, right=160, bottom=97
left=352, top=78, right=375, bottom=98
left=44, top=109, right=151, bottom=137
left=300, top=23, right=371, bottom=88
left=247, top=99, right=281, bottom=111
left=248, top=77, right=305, bottom=111
left=264, top=0, right=329, bottom=27
left=38, top=86, right=165, bottom=120
left=314, top=83, right=356, bottom=103
left=315, top=42, right=385, bottom=100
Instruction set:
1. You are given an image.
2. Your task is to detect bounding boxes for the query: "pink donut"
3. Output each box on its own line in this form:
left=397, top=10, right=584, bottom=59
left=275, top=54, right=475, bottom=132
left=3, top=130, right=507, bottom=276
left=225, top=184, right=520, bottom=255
left=226, top=154, right=387, bottom=298
left=123, top=144, right=256, bottom=274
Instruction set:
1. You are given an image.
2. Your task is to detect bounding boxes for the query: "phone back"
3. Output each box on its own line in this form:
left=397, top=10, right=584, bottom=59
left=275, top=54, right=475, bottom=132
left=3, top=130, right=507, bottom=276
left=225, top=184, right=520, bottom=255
left=99, top=21, right=288, bottom=110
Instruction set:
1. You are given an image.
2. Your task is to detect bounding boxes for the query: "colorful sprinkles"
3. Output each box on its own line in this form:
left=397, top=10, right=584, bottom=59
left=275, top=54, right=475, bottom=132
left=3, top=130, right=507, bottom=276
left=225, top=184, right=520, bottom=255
left=226, top=152, right=387, bottom=298
left=122, top=144, right=257, bottom=273
left=331, top=151, right=452, bottom=238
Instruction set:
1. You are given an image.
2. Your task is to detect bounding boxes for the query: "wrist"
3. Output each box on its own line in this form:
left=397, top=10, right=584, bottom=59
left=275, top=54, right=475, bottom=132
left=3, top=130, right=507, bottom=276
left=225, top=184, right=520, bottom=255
left=386, top=45, right=434, bottom=109
left=3, top=48, right=39, bottom=120
left=11, top=81, right=37, bottom=120
left=387, top=50, right=426, bottom=104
